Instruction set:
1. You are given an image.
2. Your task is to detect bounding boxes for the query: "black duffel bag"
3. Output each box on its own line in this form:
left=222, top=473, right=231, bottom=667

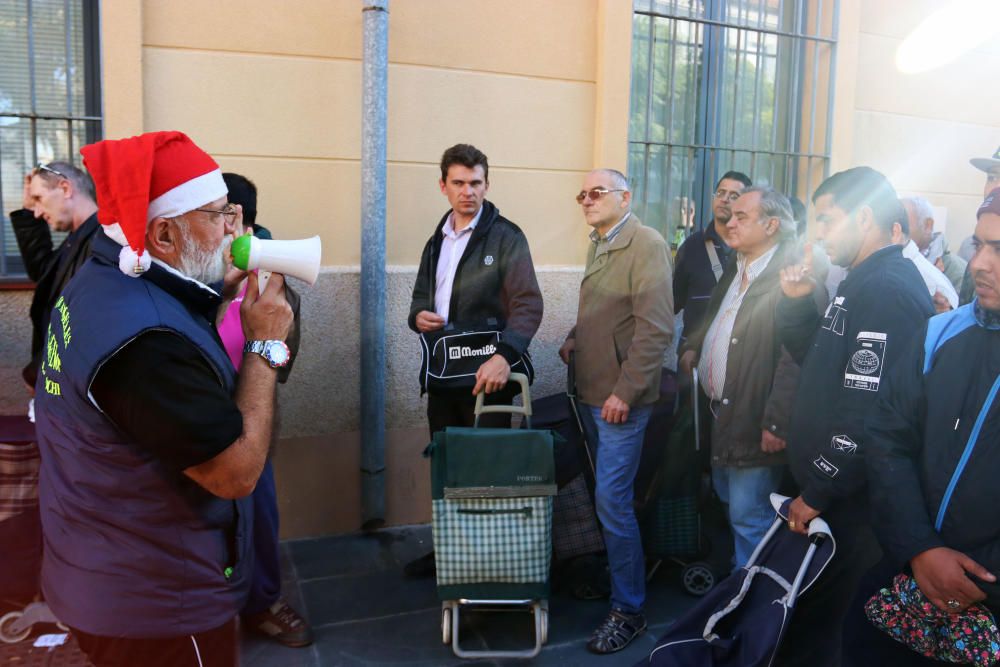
left=418, top=320, right=534, bottom=393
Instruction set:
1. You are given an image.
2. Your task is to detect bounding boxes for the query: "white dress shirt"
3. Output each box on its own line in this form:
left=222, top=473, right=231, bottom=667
left=698, top=244, right=779, bottom=401
left=902, top=240, right=958, bottom=309
left=434, top=206, right=483, bottom=323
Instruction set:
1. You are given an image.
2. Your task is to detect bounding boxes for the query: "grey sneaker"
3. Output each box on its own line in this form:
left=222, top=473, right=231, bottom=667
left=243, top=599, right=314, bottom=648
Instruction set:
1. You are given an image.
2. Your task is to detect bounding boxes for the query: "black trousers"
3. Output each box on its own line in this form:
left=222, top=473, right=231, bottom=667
left=426, top=390, right=511, bottom=437
left=73, top=618, right=237, bottom=667
left=774, top=509, right=882, bottom=667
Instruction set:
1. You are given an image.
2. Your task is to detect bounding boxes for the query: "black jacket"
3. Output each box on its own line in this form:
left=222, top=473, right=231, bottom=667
left=866, top=303, right=1000, bottom=608
left=778, top=245, right=934, bottom=513
left=673, top=222, right=732, bottom=346
left=408, top=200, right=543, bottom=367
left=11, top=209, right=100, bottom=386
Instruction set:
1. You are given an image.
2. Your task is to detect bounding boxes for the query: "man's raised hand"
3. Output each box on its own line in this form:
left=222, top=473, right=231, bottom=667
left=780, top=242, right=817, bottom=299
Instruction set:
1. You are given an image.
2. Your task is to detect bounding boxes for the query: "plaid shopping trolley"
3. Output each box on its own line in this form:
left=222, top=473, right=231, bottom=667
left=428, top=373, right=555, bottom=659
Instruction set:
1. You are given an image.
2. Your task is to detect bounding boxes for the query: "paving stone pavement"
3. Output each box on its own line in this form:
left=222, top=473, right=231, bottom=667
left=241, top=523, right=732, bottom=666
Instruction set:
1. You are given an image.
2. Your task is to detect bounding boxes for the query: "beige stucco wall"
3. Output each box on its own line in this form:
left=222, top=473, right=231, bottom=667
left=831, top=0, right=1000, bottom=246
left=9, top=1, right=992, bottom=538
left=7, top=0, right=630, bottom=537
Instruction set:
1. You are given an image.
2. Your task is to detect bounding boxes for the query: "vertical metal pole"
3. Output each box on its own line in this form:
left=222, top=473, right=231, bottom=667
left=360, top=0, right=388, bottom=530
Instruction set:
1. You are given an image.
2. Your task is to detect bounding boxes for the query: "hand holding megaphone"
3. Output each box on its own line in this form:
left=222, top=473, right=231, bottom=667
left=230, top=234, right=322, bottom=292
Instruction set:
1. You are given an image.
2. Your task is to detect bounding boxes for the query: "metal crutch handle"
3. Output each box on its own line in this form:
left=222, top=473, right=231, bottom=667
left=474, top=372, right=532, bottom=428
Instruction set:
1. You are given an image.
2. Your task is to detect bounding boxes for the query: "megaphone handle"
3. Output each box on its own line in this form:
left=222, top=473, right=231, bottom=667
left=258, top=270, right=272, bottom=293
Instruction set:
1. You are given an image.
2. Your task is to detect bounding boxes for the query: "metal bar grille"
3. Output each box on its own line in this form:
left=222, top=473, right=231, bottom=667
left=628, top=0, right=839, bottom=245
left=0, top=0, right=103, bottom=279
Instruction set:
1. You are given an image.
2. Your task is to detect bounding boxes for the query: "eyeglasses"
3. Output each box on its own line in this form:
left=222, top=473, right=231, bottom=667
left=34, top=163, right=67, bottom=180
left=714, top=189, right=742, bottom=202
left=193, top=204, right=239, bottom=224
left=576, top=188, right=627, bottom=204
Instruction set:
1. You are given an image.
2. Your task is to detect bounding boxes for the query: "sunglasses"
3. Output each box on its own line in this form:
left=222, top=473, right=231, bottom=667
left=34, top=162, right=68, bottom=180
left=576, top=187, right=627, bottom=204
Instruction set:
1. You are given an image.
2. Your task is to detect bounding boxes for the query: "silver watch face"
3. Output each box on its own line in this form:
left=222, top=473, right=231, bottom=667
left=264, top=341, right=289, bottom=366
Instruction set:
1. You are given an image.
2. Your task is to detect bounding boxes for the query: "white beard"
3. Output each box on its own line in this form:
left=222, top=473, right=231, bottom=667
left=176, top=223, right=231, bottom=285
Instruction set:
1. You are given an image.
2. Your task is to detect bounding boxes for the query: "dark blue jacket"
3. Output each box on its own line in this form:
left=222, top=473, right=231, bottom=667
left=778, top=245, right=934, bottom=514
left=34, top=232, right=252, bottom=637
left=866, top=302, right=1000, bottom=608
left=673, top=223, right=731, bottom=346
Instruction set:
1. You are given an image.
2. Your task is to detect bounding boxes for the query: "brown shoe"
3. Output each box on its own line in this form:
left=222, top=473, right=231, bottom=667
left=243, top=599, right=314, bottom=648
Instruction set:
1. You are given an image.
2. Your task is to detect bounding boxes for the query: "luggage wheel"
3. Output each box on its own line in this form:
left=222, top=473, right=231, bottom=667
left=681, top=562, right=715, bottom=596
left=441, top=602, right=452, bottom=645
left=0, top=611, right=30, bottom=644
left=443, top=598, right=547, bottom=659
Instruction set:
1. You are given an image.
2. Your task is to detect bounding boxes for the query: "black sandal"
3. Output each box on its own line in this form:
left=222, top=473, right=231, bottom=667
left=587, top=609, right=647, bottom=654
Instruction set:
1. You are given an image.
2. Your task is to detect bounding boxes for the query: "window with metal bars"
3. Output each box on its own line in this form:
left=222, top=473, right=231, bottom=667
left=629, top=0, right=838, bottom=246
left=0, top=0, right=102, bottom=279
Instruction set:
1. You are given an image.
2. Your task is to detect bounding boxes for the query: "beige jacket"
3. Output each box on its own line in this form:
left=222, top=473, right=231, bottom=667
left=567, top=215, right=674, bottom=407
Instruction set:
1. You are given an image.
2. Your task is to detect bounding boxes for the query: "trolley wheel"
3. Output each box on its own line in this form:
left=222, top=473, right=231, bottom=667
left=0, top=611, right=30, bottom=644
left=441, top=605, right=452, bottom=645
left=681, top=562, right=715, bottom=596
left=537, top=607, right=548, bottom=645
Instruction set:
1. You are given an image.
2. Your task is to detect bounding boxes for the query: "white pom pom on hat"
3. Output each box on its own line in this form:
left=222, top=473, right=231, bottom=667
left=80, top=131, right=227, bottom=277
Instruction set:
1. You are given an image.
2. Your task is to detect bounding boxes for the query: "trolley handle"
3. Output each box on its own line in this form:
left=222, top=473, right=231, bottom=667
left=473, top=372, right=532, bottom=429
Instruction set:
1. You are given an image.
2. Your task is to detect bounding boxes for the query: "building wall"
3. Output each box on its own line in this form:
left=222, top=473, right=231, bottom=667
left=830, top=0, right=1000, bottom=244
left=57, top=0, right=630, bottom=537
left=3, top=0, right=994, bottom=538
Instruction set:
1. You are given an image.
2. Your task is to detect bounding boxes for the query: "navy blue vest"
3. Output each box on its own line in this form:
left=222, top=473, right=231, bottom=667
left=34, top=233, right=252, bottom=637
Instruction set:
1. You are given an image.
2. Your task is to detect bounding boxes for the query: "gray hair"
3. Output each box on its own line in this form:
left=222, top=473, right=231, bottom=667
left=901, top=196, right=935, bottom=229
left=743, top=185, right=796, bottom=239
left=35, top=160, right=96, bottom=202
left=594, top=168, right=630, bottom=192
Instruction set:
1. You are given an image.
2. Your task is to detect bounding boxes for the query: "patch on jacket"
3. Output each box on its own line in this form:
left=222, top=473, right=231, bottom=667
left=813, top=455, right=839, bottom=478
left=844, top=331, right=886, bottom=392
left=822, top=296, right=847, bottom=336
left=831, top=434, right=858, bottom=455
left=484, top=255, right=494, bottom=266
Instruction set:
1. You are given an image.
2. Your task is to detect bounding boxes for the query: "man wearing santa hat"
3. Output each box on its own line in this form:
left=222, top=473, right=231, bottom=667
left=33, top=131, right=293, bottom=667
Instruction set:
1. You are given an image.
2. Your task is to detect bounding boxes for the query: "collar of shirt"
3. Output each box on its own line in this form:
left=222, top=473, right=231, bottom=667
left=442, top=206, right=483, bottom=240
left=901, top=240, right=920, bottom=260
left=589, top=212, right=631, bottom=245
left=735, top=243, right=779, bottom=285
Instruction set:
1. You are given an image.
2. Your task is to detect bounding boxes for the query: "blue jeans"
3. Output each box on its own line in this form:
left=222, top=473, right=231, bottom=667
left=712, top=464, right=785, bottom=570
left=588, top=404, right=653, bottom=615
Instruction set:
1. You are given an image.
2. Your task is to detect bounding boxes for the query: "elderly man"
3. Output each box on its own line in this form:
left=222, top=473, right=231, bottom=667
left=10, top=161, right=99, bottom=389
left=894, top=197, right=959, bottom=312
left=843, top=189, right=1000, bottom=665
left=901, top=196, right=966, bottom=297
left=673, top=170, right=751, bottom=346
left=559, top=169, right=673, bottom=654
left=775, top=167, right=935, bottom=666
left=34, top=132, right=293, bottom=667
left=680, top=187, right=820, bottom=570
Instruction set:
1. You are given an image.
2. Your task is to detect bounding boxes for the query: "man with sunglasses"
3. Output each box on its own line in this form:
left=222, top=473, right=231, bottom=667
left=560, top=169, right=673, bottom=654
left=673, top=170, right=752, bottom=347
left=10, top=161, right=99, bottom=390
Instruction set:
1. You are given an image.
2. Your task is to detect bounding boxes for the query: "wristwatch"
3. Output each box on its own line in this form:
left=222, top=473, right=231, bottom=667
left=243, top=340, right=291, bottom=369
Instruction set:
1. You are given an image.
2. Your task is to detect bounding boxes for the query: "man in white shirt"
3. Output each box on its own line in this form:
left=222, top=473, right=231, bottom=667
left=894, top=198, right=958, bottom=312
left=679, top=187, right=808, bottom=569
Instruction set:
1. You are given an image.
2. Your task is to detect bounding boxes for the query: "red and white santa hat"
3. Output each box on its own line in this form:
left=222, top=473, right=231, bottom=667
left=80, top=131, right=227, bottom=276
